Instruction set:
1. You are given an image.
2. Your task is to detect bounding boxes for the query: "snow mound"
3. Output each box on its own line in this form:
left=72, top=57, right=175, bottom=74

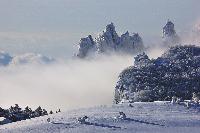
left=115, top=45, right=200, bottom=103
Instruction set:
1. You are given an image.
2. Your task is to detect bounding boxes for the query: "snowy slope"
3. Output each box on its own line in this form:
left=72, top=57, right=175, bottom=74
left=1, top=102, right=200, bottom=133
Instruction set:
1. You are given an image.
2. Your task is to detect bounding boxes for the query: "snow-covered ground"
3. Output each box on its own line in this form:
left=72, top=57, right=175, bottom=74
left=1, top=102, right=200, bottom=133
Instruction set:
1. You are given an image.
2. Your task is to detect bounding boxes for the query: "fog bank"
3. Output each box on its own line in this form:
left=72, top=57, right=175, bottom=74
left=0, top=54, right=133, bottom=111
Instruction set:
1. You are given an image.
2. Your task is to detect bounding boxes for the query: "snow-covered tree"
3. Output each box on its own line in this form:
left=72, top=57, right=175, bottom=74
left=0, top=107, right=6, bottom=117
left=34, top=106, right=43, bottom=117
left=133, top=90, right=154, bottom=102
left=0, top=105, right=49, bottom=125
left=49, top=110, right=53, bottom=114
left=134, top=52, right=151, bottom=68
left=115, top=45, right=200, bottom=103
left=192, top=92, right=200, bottom=103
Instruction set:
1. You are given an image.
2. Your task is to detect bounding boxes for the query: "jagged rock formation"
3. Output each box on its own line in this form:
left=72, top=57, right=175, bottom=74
left=119, top=32, right=144, bottom=54
left=0, top=51, right=12, bottom=66
left=77, top=35, right=97, bottom=58
left=162, top=20, right=180, bottom=46
left=76, top=23, right=144, bottom=58
left=115, top=45, right=200, bottom=103
left=96, top=23, right=120, bottom=53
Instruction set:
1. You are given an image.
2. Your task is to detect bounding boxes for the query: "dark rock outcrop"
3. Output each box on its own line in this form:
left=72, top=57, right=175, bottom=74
left=162, top=20, right=180, bottom=46
left=77, top=35, right=96, bottom=58
left=76, top=23, right=144, bottom=58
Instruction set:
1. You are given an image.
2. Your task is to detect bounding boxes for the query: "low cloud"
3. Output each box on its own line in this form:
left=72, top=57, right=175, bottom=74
left=181, top=19, right=200, bottom=45
left=0, top=54, right=133, bottom=111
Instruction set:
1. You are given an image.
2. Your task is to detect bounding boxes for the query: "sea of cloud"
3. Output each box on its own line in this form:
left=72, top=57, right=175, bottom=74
left=0, top=54, right=133, bottom=111
left=1, top=19, right=200, bottom=112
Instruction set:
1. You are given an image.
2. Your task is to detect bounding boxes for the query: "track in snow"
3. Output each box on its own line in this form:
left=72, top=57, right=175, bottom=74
left=1, top=102, right=200, bottom=133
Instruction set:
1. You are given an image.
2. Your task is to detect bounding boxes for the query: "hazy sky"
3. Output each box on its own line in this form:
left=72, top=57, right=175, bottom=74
left=0, top=0, right=199, bottom=58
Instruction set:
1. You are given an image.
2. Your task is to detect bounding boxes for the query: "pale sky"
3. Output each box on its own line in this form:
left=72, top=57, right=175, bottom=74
left=0, top=0, right=199, bottom=58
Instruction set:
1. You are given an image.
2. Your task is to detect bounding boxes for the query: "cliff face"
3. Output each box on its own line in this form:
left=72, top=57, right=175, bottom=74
left=76, top=23, right=144, bottom=58
left=77, top=35, right=97, bottom=58
left=96, top=23, right=120, bottom=53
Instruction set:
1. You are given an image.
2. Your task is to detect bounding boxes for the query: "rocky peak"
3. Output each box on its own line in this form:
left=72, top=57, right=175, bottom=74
left=105, top=23, right=116, bottom=35
left=77, top=35, right=96, bottom=58
left=120, top=32, right=144, bottom=53
left=76, top=23, right=144, bottom=58
left=121, top=31, right=130, bottom=39
left=162, top=20, right=180, bottom=46
left=163, top=20, right=176, bottom=37
left=97, top=23, right=120, bottom=52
